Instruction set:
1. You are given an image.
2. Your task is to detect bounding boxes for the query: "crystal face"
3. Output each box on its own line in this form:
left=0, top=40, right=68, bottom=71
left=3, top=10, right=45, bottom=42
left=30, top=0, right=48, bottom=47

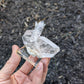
left=22, top=21, right=60, bottom=58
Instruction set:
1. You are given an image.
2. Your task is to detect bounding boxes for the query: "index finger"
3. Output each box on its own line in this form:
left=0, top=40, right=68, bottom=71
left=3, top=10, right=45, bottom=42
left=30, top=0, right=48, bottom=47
left=41, top=58, right=50, bottom=82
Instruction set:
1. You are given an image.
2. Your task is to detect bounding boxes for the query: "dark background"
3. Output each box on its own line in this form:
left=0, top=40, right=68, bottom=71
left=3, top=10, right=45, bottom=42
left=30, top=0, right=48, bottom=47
left=0, top=0, right=84, bottom=84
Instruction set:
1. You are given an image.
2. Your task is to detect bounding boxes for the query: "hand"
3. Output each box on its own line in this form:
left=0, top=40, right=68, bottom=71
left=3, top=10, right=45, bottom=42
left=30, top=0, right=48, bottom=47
left=0, top=45, right=50, bottom=84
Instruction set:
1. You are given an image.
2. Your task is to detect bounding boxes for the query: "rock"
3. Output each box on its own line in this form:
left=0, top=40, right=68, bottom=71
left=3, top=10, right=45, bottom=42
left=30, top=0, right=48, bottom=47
left=0, top=35, right=2, bottom=39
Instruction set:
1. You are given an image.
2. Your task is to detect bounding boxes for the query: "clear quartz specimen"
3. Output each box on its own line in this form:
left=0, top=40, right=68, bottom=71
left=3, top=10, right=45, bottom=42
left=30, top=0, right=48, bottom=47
left=22, top=21, right=60, bottom=58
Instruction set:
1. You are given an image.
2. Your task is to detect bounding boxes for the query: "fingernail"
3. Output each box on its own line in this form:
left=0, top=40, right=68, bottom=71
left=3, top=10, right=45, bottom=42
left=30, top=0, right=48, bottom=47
left=36, top=62, right=43, bottom=70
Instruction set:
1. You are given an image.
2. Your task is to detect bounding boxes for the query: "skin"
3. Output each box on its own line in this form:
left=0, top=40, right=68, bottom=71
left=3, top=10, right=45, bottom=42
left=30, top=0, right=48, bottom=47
left=0, top=45, right=50, bottom=84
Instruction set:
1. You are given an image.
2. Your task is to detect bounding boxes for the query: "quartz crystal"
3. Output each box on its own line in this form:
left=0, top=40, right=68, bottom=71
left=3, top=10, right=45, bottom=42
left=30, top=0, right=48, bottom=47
left=22, top=21, right=60, bottom=58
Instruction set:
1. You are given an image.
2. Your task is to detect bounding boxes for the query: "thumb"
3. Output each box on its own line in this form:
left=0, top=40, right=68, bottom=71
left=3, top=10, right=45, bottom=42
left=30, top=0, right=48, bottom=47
left=30, top=62, right=43, bottom=84
left=0, top=45, right=21, bottom=75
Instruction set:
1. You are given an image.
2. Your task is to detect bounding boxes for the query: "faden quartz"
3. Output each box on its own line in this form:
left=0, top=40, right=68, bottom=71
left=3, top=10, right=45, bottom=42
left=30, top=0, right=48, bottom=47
left=22, top=21, right=60, bottom=58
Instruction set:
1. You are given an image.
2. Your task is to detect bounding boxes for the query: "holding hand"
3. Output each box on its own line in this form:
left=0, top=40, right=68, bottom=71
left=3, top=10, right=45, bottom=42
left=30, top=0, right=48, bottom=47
left=0, top=45, right=50, bottom=84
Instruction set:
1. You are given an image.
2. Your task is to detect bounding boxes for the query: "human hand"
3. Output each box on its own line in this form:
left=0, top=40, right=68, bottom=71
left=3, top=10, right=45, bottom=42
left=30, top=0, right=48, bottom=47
left=0, top=45, right=50, bottom=84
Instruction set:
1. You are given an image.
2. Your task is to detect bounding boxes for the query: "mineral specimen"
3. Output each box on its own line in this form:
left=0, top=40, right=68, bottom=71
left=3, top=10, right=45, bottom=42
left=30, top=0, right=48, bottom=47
left=22, top=21, right=60, bottom=58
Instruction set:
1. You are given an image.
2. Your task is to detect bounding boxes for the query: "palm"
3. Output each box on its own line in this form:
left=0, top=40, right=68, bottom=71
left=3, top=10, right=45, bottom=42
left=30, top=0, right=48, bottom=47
left=0, top=69, right=35, bottom=84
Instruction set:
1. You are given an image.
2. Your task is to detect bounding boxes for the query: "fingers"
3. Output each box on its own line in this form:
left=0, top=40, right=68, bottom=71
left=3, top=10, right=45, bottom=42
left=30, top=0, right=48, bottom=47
left=29, top=58, right=50, bottom=84
left=12, top=71, right=31, bottom=84
left=1, top=45, right=21, bottom=75
left=31, top=62, right=43, bottom=84
left=41, top=58, right=50, bottom=82
left=19, top=56, right=38, bottom=74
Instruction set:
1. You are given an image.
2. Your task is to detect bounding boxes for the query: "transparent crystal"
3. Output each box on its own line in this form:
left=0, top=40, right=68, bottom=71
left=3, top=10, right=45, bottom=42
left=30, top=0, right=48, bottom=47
left=22, top=21, right=60, bottom=58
